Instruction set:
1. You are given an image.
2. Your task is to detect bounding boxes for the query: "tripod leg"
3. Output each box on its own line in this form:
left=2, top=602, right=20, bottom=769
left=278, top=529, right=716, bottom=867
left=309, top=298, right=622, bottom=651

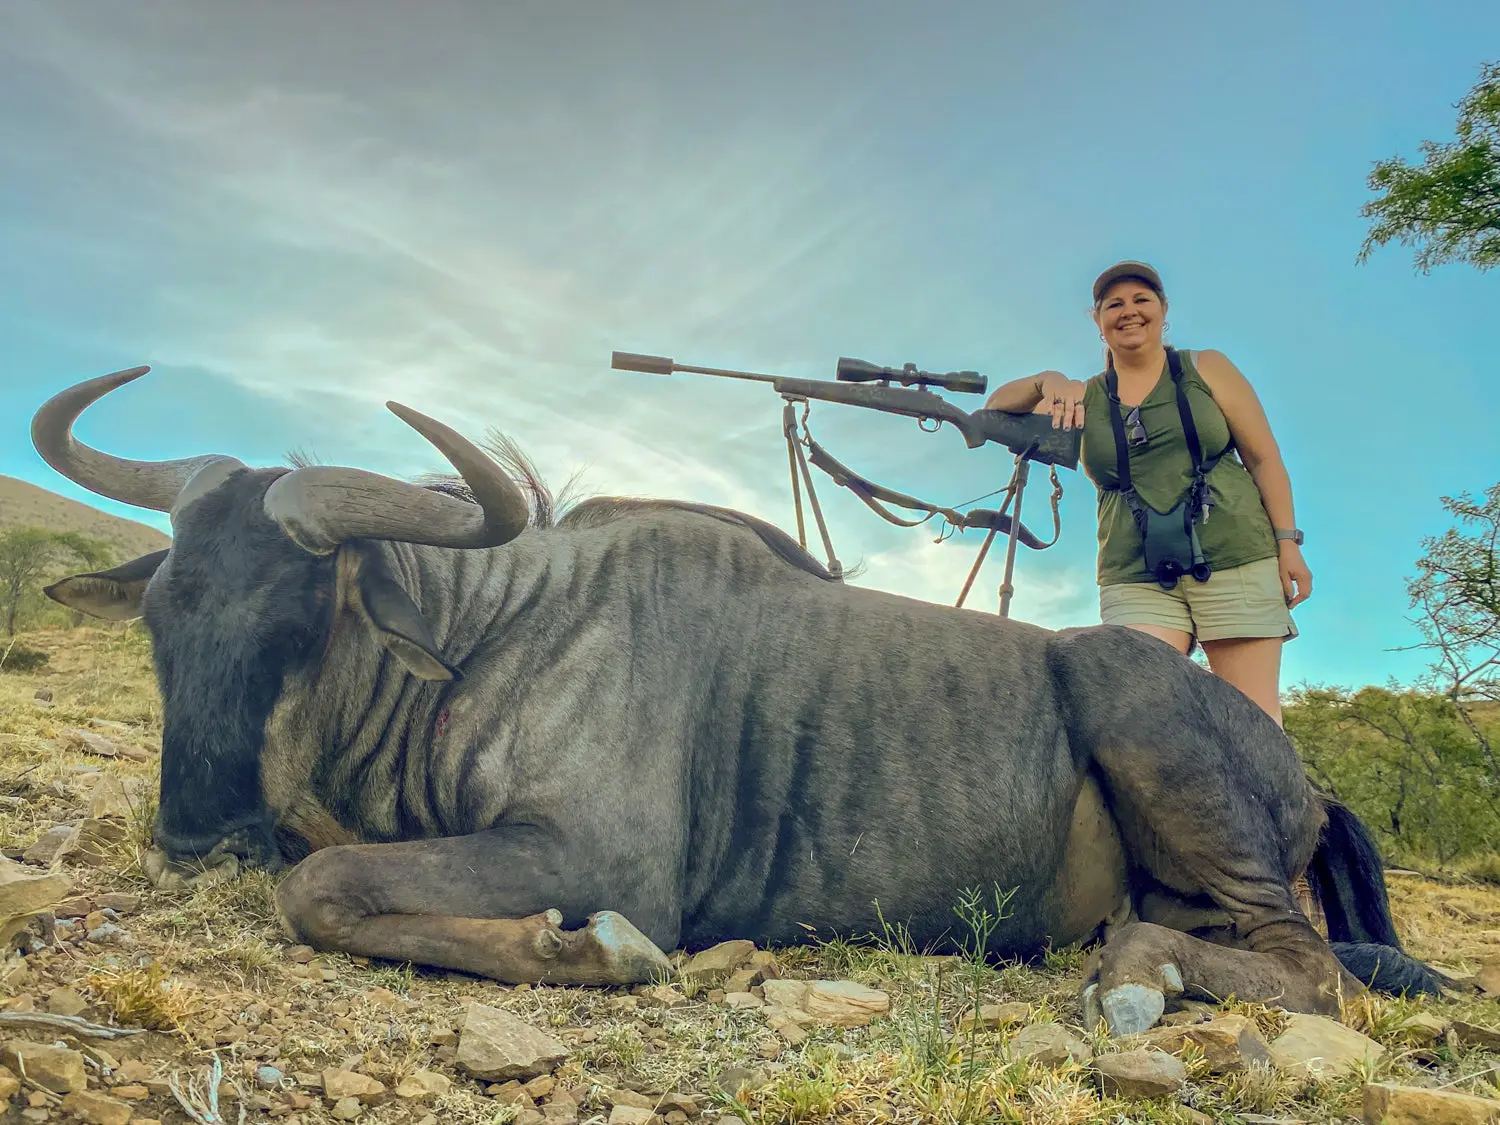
left=782, top=401, right=808, bottom=550
left=998, top=456, right=1031, bottom=618
left=955, top=527, right=1000, bottom=609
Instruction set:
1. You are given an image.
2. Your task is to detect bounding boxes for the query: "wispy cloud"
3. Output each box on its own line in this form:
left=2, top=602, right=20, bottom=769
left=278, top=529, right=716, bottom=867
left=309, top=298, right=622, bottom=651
left=5, top=1, right=1068, bottom=616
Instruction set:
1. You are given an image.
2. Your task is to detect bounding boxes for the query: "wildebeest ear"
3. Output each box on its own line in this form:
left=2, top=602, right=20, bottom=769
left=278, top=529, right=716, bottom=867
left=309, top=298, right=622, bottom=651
left=43, top=549, right=170, bottom=621
left=351, top=555, right=460, bottom=682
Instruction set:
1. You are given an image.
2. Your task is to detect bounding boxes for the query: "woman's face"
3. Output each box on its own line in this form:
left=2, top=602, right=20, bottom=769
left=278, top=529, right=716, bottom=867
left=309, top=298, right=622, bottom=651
left=1094, top=280, right=1166, bottom=356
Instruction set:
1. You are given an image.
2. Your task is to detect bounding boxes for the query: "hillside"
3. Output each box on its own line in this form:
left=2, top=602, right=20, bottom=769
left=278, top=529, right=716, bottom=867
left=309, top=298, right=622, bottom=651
left=0, top=473, right=170, bottom=561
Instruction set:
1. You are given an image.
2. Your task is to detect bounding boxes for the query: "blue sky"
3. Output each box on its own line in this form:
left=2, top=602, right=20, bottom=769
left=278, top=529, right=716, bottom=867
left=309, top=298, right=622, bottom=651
left=1, top=0, right=1495, bottom=692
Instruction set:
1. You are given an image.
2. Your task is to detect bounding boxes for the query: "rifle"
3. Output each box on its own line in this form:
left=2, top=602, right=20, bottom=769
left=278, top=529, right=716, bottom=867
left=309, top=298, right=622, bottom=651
left=610, top=351, right=1084, bottom=618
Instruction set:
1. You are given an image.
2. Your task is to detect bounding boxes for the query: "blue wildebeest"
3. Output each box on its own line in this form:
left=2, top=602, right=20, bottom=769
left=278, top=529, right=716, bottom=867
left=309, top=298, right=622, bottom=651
left=34, top=367, right=1442, bottom=1035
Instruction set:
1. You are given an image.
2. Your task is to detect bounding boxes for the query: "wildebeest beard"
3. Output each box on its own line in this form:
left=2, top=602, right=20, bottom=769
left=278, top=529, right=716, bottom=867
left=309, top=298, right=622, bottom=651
left=143, top=468, right=337, bottom=868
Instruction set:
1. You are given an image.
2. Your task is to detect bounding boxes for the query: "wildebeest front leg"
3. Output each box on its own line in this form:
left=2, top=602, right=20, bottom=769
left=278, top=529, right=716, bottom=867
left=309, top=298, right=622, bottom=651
left=274, top=829, right=675, bottom=986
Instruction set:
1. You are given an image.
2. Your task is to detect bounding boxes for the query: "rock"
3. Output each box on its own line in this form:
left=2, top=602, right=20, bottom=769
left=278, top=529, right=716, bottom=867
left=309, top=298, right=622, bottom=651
left=1137, top=1013, right=1273, bottom=1073
left=0, top=1040, right=86, bottom=1093
left=658, top=1093, right=700, bottom=1117
left=1452, top=1020, right=1500, bottom=1051
left=680, top=940, right=757, bottom=985
left=724, top=991, right=763, bottom=1009
left=394, top=1070, right=450, bottom=1099
left=714, top=1067, right=769, bottom=1098
left=1363, top=1081, right=1500, bottom=1124
left=609, top=1109, right=654, bottom=1125
left=638, top=985, right=687, bottom=1008
left=287, top=945, right=317, bottom=963
left=45, top=986, right=89, bottom=1017
left=33, top=688, right=52, bottom=703
left=87, top=776, right=148, bottom=821
left=94, top=893, right=140, bottom=915
left=522, top=1075, right=556, bottom=1099
left=1268, top=1014, right=1385, bottom=1077
left=53, top=896, right=95, bottom=918
left=63, top=729, right=124, bottom=759
left=18, top=826, right=78, bottom=869
left=487, top=1080, right=531, bottom=1105
left=801, top=980, right=890, bottom=1027
left=725, top=967, right=765, bottom=992
left=1092, top=1049, right=1187, bottom=1099
left=1009, top=1023, right=1093, bottom=1067
left=59, top=1090, right=133, bottom=1125
left=360, top=986, right=408, bottom=1011
left=0, top=1065, right=18, bottom=1100
left=1397, top=1012, right=1450, bottom=1045
left=455, top=1001, right=570, bottom=1081
left=1477, top=958, right=1500, bottom=997
left=70, top=819, right=130, bottom=868
left=776, top=1022, right=809, bottom=1045
left=255, top=1066, right=286, bottom=1090
left=86, top=922, right=127, bottom=944
left=331, top=1095, right=364, bottom=1120
left=761, top=980, right=810, bottom=1010
left=321, top=1068, right=387, bottom=1104
left=113, top=1084, right=149, bottom=1099
left=115, top=1060, right=153, bottom=1084
left=956, top=1002, right=1030, bottom=1033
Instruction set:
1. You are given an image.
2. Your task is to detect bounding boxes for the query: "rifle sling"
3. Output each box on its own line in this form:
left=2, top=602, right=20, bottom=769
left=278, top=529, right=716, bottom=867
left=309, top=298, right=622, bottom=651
left=1104, top=346, right=1222, bottom=515
left=804, top=437, right=1059, bottom=551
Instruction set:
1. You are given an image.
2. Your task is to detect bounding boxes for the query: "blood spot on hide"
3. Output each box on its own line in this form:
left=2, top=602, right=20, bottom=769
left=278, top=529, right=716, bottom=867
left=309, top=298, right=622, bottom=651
left=435, top=709, right=451, bottom=738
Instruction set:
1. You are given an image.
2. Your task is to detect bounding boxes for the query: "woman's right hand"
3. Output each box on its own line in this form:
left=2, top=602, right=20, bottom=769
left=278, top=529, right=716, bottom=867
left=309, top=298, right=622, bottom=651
left=1035, top=371, right=1088, bottom=430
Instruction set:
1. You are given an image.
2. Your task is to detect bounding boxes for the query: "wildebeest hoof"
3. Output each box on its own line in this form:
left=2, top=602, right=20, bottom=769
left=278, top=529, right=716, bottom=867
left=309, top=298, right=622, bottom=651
left=1159, top=962, right=1184, bottom=996
left=140, top=846, right=240, bottom=891
left=585, top=911, right=672, bottom=984
left=1100, top=983, right=1165, bottom=1036
left=1081, top=983, right=1102, bottom=1032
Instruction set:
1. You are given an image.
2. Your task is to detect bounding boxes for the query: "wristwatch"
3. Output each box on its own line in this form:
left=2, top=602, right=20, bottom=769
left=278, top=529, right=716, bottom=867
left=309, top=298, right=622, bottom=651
left=1274, top=528, right=1304, bottom=545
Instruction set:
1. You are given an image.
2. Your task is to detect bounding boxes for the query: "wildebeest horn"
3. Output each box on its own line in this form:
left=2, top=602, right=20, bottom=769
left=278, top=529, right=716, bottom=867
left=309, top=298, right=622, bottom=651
left=31, top=367, right=246, bottom=514
left=260, top=401, right=531, bottom=555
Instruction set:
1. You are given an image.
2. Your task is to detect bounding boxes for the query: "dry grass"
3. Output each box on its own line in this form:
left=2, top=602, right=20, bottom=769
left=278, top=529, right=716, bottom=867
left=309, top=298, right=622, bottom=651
left=0, top=624, right=1498, bottom=1125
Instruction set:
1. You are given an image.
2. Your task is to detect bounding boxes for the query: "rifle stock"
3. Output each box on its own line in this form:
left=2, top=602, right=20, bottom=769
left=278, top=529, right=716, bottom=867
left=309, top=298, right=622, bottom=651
left=771, top=378, right=1080, bottom=469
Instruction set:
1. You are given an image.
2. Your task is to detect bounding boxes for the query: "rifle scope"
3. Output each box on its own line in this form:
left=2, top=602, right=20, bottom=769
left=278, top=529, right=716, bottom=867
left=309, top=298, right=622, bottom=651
left=835, top=358, right=987, bottom=396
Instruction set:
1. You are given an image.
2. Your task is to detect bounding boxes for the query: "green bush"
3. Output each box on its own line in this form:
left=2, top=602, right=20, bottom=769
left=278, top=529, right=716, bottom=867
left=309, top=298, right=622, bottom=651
left=1287, top=686, right=1500, bottom=872
left=0, top=643, right=50, bottom=673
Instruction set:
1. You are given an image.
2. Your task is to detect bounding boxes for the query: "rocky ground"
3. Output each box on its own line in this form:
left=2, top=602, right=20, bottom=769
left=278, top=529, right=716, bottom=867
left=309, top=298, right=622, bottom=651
left=1, top=626, right=1499, bottom=1125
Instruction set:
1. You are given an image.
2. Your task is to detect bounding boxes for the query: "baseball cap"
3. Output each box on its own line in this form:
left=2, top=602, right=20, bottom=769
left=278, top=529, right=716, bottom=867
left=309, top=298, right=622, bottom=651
left=1092, top=261, right=1165, bottom=304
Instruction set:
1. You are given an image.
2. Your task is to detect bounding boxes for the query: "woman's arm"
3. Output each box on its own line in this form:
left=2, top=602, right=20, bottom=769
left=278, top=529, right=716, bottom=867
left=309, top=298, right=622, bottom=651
left=1194, top=349, right=1312, bottom=607
left=985, top=370, right=1087, bottom=429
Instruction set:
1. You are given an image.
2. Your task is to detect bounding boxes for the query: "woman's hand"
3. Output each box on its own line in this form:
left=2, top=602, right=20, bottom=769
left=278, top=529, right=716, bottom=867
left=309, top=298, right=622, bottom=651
left=1279, top=541, right=1313, bottom=609
left=1036, top=371, right=1088, bottom=430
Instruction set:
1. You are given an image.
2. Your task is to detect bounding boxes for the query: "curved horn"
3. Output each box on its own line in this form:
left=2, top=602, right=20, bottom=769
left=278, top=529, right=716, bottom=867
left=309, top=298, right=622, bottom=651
left=261, top=402, right=531, bottom=555
left=31, top=367, right=245, bottom=513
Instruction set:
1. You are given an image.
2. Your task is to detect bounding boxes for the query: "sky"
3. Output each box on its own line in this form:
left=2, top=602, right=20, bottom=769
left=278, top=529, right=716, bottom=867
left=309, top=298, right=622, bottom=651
left=1, top=0, right=1495, bottom=693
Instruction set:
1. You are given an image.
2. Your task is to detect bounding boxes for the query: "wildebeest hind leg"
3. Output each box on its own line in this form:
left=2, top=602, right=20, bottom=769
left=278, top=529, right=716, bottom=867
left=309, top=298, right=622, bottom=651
left=1064, top=635, right=1363, bottom=1034
left=274, top=830, right=674, bottom=986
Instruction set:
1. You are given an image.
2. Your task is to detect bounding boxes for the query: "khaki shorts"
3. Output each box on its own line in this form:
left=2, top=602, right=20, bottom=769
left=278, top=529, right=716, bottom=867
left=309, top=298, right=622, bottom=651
left=1098, top=555, right=1298, bottom=643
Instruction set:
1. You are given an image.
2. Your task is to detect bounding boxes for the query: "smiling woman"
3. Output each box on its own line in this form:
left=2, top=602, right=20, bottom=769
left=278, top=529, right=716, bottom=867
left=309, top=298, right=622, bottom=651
left=984, top=262, right=1310, bottom=726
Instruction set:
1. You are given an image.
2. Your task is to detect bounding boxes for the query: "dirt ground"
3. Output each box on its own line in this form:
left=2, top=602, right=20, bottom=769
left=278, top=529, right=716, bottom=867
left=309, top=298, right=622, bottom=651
left=1, top=626, right=1498, bottom=1125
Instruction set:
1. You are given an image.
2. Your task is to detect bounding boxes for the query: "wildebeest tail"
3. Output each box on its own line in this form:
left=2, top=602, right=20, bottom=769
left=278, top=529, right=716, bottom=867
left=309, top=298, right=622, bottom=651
left=1303, top=796, right=1449, bottom=997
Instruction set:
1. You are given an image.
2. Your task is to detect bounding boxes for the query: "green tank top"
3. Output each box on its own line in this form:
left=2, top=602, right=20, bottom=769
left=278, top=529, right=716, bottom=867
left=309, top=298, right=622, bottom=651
left=1080, top=349, right=1277, bottom=586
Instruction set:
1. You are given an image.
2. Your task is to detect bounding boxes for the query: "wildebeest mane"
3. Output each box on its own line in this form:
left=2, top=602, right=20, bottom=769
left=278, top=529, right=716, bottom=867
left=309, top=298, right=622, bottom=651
left=557, top=497, right=837, bottom=582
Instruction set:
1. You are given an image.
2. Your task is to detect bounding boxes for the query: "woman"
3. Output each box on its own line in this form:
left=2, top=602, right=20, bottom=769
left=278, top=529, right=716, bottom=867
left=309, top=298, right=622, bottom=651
left=984, top=261, right=1311, bottom=725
